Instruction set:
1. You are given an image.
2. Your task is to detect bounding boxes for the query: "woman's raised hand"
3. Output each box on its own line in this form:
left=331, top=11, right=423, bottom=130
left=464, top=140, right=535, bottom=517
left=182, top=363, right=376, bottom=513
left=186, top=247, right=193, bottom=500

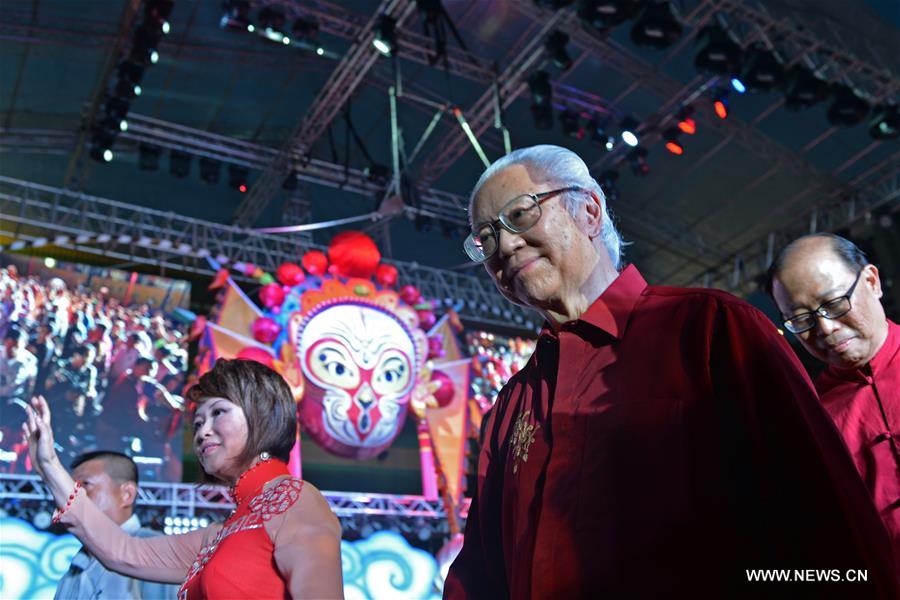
left=22, top=395, right=59, bottom=478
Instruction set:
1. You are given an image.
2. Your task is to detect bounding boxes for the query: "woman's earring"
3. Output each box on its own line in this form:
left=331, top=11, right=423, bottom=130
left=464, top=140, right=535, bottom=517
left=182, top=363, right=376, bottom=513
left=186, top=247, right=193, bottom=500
left=260, top=451, right=271, bottom=461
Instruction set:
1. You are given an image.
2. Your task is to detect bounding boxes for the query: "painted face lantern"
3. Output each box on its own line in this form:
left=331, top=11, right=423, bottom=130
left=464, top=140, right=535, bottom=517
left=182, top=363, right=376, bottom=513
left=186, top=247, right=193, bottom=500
left=293, top=299, right=422, bottom=459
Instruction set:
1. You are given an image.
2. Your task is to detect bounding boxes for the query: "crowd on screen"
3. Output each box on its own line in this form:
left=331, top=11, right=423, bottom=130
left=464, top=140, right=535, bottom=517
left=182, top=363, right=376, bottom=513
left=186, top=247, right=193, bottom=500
left=0, top=265, right=188, bottom=479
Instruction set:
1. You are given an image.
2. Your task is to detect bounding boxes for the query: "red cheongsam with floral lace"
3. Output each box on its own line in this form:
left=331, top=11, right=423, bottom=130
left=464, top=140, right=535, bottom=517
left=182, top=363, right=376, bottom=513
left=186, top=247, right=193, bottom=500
left=178, top=460, right=303, bottom=600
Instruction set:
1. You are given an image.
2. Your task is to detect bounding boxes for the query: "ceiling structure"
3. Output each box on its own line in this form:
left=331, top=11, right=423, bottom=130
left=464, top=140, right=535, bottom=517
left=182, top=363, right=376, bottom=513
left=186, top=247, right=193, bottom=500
left=1, top=0, right=898, bottom=329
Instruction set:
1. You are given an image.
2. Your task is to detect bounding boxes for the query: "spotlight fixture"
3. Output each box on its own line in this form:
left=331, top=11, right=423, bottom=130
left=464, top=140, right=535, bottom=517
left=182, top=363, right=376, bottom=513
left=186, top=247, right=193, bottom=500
left=712, top=89, right=729, bottom=119
left=292, top=17, right=320, bottom=40
left=676, top=106, right=696, bottom=134
left=630, top=2, right=682, bottom=50
left=115, top=80, right=141, bottom=99
left=220, top=0, right=251, bottom=30
left=144, top=0, right=173, bottom=34
left=559, top=108, right=583, bottom=138
left=663, top=127, right=683, bottom=155
left=117, top=60, right=145, bottom=86
left=826, top=84, right=870, bottom=127
left=528, top=70, right=554, bottom=129
left=138, top=144, right=162, bottom=171
left=104, top=96, right=130, bottom=120
left=199, top=157, right=221, bottom=184
left=620, top=116, right=639, bottom=147
left=730, top=78, right=746, bottom=93
left=739, top=44, right=784, bottom=92
left=373, top=15, right=397, bottom=57
left=131, top=25, right=161, bottom=65
left=782, top=65, right=830, bottom=110
left=589, top=116, right=615, bottom=150
left=694, top=25, right=742, bottom=76
left=868, top=104, right=899, bottom=140
left=169, top=150, right=192, bottom=178
left=627, top=146, right=649, bottom=176
left=577, top=0, right=640, bottom=29
left=89, top=127, right=116, bottom=163
left=545, top=30, right=572, bottom=70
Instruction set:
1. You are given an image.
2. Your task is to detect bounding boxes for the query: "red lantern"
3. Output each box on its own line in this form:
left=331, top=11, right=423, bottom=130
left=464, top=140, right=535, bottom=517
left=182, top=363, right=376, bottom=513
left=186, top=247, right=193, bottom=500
left=251, top=317, right=281, bottom=344
left=328, top=231, right=381, bottom=278
left=235, top=346, right=275, bottom=369
left=399, top=284, right=421, bottom=305
left=276, top=262, right=305, bottom=286
left=374, top=264, right=399, bottom=287
left=430, top=369, right=456, bottom=408
left=259, top=283, right=285, bottom=308
left=301, top=251, right=328, bottom=276
left=417, top=309, right=436, bottom=330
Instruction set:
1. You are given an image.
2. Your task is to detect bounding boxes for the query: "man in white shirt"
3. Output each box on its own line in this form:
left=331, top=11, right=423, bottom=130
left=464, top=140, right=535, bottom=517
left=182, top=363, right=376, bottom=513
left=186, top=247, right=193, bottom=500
left=53, top=451, right=177, bottom=599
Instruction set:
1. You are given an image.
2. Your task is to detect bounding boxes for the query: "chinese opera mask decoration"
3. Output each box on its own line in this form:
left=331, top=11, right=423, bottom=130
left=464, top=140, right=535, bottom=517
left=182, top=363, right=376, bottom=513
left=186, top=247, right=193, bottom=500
left=294, top=300, right=422, bottom=459
left=202, top=231, right=434, bottom=460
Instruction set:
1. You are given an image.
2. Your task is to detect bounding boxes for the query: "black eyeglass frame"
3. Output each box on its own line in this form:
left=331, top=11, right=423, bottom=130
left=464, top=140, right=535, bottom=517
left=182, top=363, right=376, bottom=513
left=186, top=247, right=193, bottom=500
left=463, top=186, right=583, bottom=263
left=782, top=269, right=864, bottom=334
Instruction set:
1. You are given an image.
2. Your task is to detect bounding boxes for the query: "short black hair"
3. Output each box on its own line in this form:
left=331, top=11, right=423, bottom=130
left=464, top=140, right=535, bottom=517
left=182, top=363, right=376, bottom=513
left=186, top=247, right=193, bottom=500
left=765, top=233, right=868, bottom=298
left=3, top=326, right=24, bottom=342
left=71, top=450, right=139, bottom=485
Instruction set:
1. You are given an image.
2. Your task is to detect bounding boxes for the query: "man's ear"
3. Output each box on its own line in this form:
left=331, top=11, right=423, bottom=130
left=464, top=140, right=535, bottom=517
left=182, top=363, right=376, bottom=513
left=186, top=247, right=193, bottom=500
left=119, top=480, right=138, bottom=509
left=584, top=191, right=604, bottom=239
left=863, top=264, right=883, bottom=299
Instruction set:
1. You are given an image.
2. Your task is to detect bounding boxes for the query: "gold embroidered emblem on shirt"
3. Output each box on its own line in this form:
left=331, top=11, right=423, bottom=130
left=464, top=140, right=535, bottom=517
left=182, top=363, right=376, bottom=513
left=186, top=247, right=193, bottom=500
left=510, top=410, right=539, bottom=474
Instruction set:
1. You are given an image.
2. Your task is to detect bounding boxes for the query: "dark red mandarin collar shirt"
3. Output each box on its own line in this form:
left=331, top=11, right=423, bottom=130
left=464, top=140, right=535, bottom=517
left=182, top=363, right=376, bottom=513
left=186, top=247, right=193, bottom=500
left=445, top=265, right=897, bottom=599
left=816, top=320, right=900, bottom=549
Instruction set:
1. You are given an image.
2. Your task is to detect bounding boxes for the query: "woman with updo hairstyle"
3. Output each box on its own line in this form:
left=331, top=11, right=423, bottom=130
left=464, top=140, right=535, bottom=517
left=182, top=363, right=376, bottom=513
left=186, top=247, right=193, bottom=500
left=24, top=358, right=344, bottom=599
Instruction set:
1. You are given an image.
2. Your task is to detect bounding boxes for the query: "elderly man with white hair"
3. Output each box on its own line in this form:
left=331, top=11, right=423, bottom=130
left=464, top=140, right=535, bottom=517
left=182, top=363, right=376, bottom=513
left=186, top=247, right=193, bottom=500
left=444, top=145, right=896, bottom=598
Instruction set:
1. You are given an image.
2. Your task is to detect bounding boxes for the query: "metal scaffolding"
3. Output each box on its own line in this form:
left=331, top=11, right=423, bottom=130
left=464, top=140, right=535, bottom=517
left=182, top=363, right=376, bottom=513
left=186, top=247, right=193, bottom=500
left=0, top=473, right=470, bottom=522
left=0, top=175, right=537, bottom=329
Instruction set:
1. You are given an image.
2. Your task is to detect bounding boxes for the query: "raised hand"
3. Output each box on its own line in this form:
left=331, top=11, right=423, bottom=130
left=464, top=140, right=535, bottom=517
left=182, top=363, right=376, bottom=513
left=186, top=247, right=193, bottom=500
left=22, top=395, right=59, bottom=478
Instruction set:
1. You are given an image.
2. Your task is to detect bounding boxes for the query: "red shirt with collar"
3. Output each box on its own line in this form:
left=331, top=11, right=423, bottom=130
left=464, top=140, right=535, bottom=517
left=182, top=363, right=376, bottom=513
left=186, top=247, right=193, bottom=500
left=816, top=319, right=900, bottom=547
left=445, top=265, right=896, bottom=599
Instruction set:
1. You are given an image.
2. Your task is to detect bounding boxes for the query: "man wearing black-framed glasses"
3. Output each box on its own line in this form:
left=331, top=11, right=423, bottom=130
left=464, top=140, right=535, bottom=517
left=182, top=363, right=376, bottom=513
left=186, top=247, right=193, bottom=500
left=768, top=232, right=898, bottom=551
left=445, top=146, right=896, bottom=599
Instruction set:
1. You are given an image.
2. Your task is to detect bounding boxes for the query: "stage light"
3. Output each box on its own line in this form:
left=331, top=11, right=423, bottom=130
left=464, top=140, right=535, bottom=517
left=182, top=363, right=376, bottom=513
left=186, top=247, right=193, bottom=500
left=258, top=6, right=285, bottom=29
left=115, top=80, right=140, bottom=99
left=711, top=89, right=729, bottom=119
left=95, top=148, right=114, bottom=162
left=589, top=116, right=615, bottom=150
left=90, top=127, right=116, bottom=162
left=620, top=116, right=639, bottom=147
left=782, top=65, right=830, bottom=110
left=104, top=96, right=129, bottom=120
left=730, top=78, right=746, bottom=93
left=44, top=257, right=57, bottom=268
left=228, top=165, right=250, bottom=191
left=199, top=157, right=221, bottom=184
left=545, top=30, right=572, bottom=70
left=559, top=108, right=583, bottom=138
left=739, top=44, right=784, bottom=92
left=528, top=70, right=553, bottom=129
left=117, top=60, right=145, bottom=86
left=293, top=17, right=320, bottom=40
left=694, top=24, right=742, bottom=76
left=676, top=106, right=696, bottom=134
left=133, top=85, right=142, bottom=96
left=826, top=84, right=869, bottom=127
left=316, top=47, right=325, bottom=56
left=664, top=127, right=683, bottom=155
left=220, top=0, right=251, bottom=30
left=868, top=104, right=899, bottom=140
left=577, top=0, right=640, bottom=29
left=373, top=15, right=397, bottom=56
left=627, top=146, right=649, bottom=176
left=131, top=25, right=161, bottom=65
left=162, top=21, right=170, bottom=34
left=170, top=150, right=191, bottom=178
left=139, top=143, right=162, bottom=171
left=630, top=2, right=682, bottom=50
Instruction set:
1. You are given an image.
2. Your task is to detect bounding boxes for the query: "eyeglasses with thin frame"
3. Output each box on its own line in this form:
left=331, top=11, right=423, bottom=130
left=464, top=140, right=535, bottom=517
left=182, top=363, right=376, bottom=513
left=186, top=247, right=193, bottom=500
left=782, top=269, right=864, bottom=334
left=463, top=186, right=582, bottom=263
